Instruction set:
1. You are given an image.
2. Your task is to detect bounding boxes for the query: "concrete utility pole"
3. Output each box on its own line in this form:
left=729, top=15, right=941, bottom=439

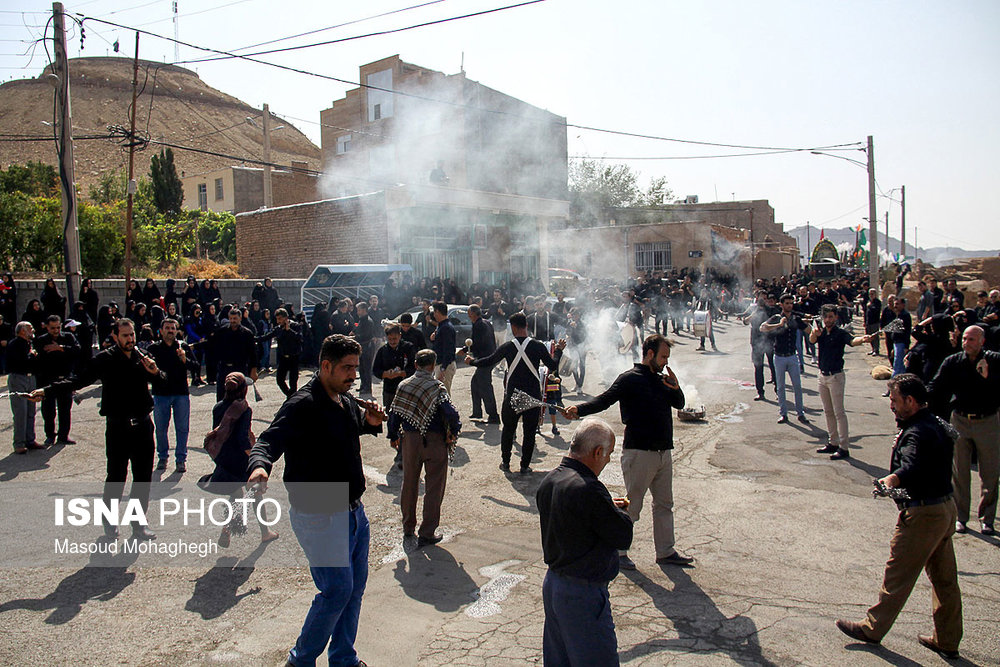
left=124, top=31, right=140, bottom=301
left=262, top=103, right=273, bottom=208
left=52, top=2, right=83, bottom=302
left=900, top=185, right=906, bottom=257
left=866, top=135, right=878, bottom=281
left=806, top=221, right=810, bottom=262
left=172, top=1, right=180, bottom=62
left=885, top=211, right=889, bottom=260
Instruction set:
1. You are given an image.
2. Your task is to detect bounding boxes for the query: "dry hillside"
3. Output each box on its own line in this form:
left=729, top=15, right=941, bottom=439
left=0, top=57, right=320, bottom=193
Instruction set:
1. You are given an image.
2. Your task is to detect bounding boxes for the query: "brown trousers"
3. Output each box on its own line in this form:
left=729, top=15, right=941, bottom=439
left=861, top=501, right=963, bottom=651
left=400, top=430, right=449, bottom=539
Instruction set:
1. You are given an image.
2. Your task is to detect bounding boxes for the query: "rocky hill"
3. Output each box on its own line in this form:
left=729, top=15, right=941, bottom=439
left=0, top=57, right=320, bottom=194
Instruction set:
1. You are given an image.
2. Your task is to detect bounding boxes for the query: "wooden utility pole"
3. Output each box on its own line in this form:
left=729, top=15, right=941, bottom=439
left=124, top=31, right=140, bottom=301
left=900, top=185, right=906, bottom=257
left=52, top=2, right=82, bottom=301
left=866, top=135, right=879, bottom=280
left=262, top=103, right=273, bottom=208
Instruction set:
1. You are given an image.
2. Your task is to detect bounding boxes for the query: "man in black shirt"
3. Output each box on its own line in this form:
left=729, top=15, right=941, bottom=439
left=258, top=308, right=303, bottom=397
left=864, top=288, right=883, bottom=355
left=7, top=321, right=42, bottom=454
left=210, top=309, right=258, bottom=401
left=809, top=305, right=873, bottom=460
left=248, top=335, right=385, bottom=667
left=34, top=315, right=80, bottom=445
left=371, top=323, right=415, bottom=410
left=738, top=292, right=775, bottom=401
left=466, top=312, right=564, bottom=474
left=467, top=305, right=499, bottom=423
left=328, top=300, right=354, bottom=337
left=487, top=289, right=511, bottom=348
left=354, top=302, right=377, bottom=396
left=148, top=318, right=197, bottom=472
left=761, top=294, right=809, bottom=424
left=33, top=318, right=162, bottom=540
left=398, top=312, right=426, bottom=351
left=567, top=334, right=689, bottom=569
left=537, top=418, right=633, bottom=666
left=836, top=374, right=962, bottom=660
left=928, top=325, right=1000, bottom=535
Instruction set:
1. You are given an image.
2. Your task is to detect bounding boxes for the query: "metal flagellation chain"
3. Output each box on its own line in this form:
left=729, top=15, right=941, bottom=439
left=872, top=478, right=911, bottom=501
left=227, top=483, right=261, bottom=536
left=877, top=319, right=906, bottom=335
left=509, top=388, right=548, bottom=414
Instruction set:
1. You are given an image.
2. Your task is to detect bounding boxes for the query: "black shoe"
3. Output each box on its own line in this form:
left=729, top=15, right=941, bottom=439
left=417, top=534, right=443, bottom=548
left=982, top=523, right=996, bottom=536
left=499, top=462, right=510, bottom=472
left=552, top=426, right=559, bottom=436
left=797, top=414, right=809, bottom=424
left=777, top=415, right=788, bottom=424
left=656, top=551, right=694, bottom=566
left=131, top=526, right=156, bottom=541
left=43, top=437, right=55, bottom=446
left=56, top=437, right=76, bottom=445
left=618, top=554, right=637, bottom=570
left=835, top=619, right=879, bottom=644
left=917, top=634, right=959, bottom=659
left=696, top=345, right=705, bottom=351
left=830, top=448, right=850, bottom=460
left=753, top=394, right=765, bottom=401
left=955, top=521, right=967, bottom=534
left=486, top=416, right=501, bottom=424
left=816, top=444, right=838, bottom=454
left=27, top=442, right=48, bottom=450
left=468, top=414, right=483, bottom=421
left=156, top=459, right=168, bottom=470
left=519, top=466, right=532, bottom=475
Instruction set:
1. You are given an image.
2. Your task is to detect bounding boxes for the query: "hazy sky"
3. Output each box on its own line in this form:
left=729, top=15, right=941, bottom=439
left=3, top=0, right=998, bottom=251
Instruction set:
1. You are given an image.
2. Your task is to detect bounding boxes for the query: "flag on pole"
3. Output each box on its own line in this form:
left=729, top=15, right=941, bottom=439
left=859, top=228, right=868, bottom=251
left=856, top=224, right=863, bottom=232
left=819, top=229, right=825, bottom=240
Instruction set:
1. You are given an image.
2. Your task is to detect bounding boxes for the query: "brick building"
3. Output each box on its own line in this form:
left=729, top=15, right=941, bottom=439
left=236, top=185, right=568, bottom=282
left=319, top=55, right=568, bottom=201
left=181, top=162, right=318, bottom=214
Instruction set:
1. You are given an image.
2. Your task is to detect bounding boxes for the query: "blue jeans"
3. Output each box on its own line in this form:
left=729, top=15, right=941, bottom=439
left=774, top=353, right=804, bottom=417
left=542, top=571, right=618, bottom=666
left=795, top=329, right=805, bottom=368
left=153, top=394, right=189, bottom=463
left=892, top=342, right=907, bottom=376
left=288, top=504, right=369, bottom=667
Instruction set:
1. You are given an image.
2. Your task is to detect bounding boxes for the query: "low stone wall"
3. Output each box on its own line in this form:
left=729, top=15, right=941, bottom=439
left=6, top=278, right=307, bottom=315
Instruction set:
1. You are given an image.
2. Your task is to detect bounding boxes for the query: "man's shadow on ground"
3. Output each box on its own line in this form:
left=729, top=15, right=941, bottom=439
left=393, top=544, right=478, bottom=612
left=185, top=541, right=269, bottom=620
left=619, top=565, right=774, bottom=666
left=0, top=547, right=139, bottom=624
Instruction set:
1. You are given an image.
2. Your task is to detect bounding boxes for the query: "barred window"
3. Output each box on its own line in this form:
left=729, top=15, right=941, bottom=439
left=634, top=241, right=672, bottom=272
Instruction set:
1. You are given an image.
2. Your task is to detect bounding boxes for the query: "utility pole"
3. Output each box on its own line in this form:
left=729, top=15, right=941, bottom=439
left=262, top=103, right=273, bottom=208
left=172, top=1, right=179, bottom=62
left=900, top=185, right=906, bottom=257
left=124, top=31, right=140, bottom=301
left=885, top=211, right=889, bottom=261
left=52, top=2, right=83, bottom=302
left=805, top=221, right=810, bottom=263
left=866, top=135, right=878, bottom=281
left=914, top=227, right=918, bottom=261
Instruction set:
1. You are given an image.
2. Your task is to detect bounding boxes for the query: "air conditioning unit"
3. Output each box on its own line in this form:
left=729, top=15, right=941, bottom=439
left=684, top=195, right=699, bottom=204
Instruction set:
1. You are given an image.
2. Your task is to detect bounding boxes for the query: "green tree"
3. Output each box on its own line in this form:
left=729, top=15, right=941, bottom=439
left=78, top=202, right=125, bottom=277
left=149, top=147, right=184, bottom=215
left=568, top=160, right=672, bottom=227
left=0, top=161, right=59, bottom=198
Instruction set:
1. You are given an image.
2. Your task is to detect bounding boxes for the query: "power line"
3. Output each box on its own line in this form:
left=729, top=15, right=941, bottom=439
left=227, top=0, right=449, bottom=53
left=136, top=0, right=259, bottom=28
left=178, top=0, right=546, bottom=64
left=76, top=12, right=865, bottom=156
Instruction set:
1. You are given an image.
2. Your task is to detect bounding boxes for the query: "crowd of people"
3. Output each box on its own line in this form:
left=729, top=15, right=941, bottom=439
left=3, top=264, right=999, bottom=663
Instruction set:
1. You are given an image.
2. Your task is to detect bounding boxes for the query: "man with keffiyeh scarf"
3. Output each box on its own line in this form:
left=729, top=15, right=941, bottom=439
left=388, top=349, right=461, bottom=548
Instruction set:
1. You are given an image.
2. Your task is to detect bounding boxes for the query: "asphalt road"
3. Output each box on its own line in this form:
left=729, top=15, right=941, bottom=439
left=1, top=318, right=997, bottom=666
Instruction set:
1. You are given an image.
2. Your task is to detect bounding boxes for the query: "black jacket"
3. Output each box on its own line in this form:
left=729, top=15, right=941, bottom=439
left=33, top=331, right=80, bottom=382
left=890, top=408, right=954, bottom=502
left=47, top=345, right=161, bottom=419
left=537, top=457, right=633, bottom=583
left=577, top=364, right=685, bottom=451
left=469, top=336, right=561, bottom=399
left=248, top=378, right=381, bottom=512
left=470, top=317, right=496, bottom=358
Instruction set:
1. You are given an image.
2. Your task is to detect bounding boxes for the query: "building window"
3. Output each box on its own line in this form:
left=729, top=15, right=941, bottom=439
left=366, top=69, right=393, bottom=122
left=336, top=134, right=351, bottom=155
left=197, top=183, right=207, bottom=211
left=635, top=241, right=672, bottom=272
left=473, top=224, right=488, bottom=249
left=214, top=177, right=223, bottom=201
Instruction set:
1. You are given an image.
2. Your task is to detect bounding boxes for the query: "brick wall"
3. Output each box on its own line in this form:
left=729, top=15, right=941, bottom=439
left=236, top=193, right=389, bottom=278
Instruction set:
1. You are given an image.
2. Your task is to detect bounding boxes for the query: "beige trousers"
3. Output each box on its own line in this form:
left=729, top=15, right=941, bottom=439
left=621, top=448, right=675, bottom=559
left=818, top=371, right=849, bottom=449
left=951, top=412, right=1000, bottom=526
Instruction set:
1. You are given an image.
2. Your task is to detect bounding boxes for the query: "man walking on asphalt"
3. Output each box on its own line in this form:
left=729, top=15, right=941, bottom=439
left=809, top=304, right=874, bottom=461
left=248, top=334, right=385, bottom=667
left=466, top=312, right=564, bottom=474
left=537, top=418, right=633, bottom=666
left=566, top=334, right=691, bottom=569
left=34, top=314, right=79, bottom=445
left=467, top=304, right=500, bottom=423
left=836, top=373, right=963, bottom=661
left=760, top=293, right=809, bottom=425
left=430, top=301, right=457, bottom=394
